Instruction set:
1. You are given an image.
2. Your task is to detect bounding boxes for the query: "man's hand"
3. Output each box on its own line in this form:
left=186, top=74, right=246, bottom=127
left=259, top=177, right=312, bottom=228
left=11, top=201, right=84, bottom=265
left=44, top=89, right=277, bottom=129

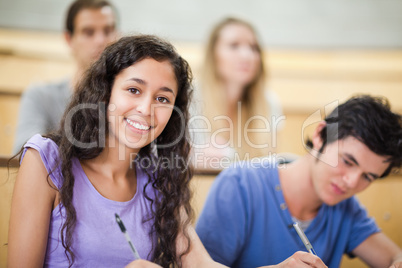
left=262, top=251, right=328, bottom=268
left=389, top=260, right=402, bottom=268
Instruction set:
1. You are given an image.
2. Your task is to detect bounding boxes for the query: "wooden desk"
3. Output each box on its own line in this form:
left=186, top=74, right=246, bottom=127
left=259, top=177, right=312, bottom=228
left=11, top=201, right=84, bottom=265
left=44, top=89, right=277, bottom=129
left=1, top=155, right=401, bottom=267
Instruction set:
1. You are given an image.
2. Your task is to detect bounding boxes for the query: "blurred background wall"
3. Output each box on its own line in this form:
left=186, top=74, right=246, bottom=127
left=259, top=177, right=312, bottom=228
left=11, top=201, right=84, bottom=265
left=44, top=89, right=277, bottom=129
left=1, top=0, right=402, bottom=48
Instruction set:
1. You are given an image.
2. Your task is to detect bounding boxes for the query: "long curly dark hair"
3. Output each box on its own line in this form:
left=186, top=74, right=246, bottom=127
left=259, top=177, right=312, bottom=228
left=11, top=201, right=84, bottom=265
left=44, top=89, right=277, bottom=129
left=48, top=35, right=194, bottom=267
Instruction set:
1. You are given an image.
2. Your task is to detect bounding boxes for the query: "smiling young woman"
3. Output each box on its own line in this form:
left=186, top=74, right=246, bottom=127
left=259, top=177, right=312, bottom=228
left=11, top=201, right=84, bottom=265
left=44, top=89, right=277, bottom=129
left=8, top=35, right=226, bottom=268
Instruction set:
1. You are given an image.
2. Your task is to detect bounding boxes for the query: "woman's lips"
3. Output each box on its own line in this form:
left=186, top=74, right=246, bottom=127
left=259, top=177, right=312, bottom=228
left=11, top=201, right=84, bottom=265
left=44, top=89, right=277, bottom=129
left=125, top=118, right=152, bottom=133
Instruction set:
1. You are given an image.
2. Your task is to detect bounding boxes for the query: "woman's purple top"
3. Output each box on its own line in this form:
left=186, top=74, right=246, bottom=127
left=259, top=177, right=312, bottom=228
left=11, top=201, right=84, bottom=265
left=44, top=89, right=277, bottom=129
left=22, top=134, right=158, bottom=267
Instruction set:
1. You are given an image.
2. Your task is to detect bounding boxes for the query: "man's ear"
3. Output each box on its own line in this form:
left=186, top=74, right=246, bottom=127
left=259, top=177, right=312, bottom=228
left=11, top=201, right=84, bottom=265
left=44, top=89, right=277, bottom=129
left=311, top=121, right=326, bottom=151
left=64, top=31, right=73, bottom=48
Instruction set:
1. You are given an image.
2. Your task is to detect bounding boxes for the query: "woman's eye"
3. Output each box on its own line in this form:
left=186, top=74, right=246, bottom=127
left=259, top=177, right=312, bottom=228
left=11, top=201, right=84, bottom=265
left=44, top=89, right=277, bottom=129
left=156, top=96, right=169, bottom=103
left=229, top=43, right=239, bottom=49
left=128, top=88, right=140, bottom=94
left=251, top=44, right=259, bottom=52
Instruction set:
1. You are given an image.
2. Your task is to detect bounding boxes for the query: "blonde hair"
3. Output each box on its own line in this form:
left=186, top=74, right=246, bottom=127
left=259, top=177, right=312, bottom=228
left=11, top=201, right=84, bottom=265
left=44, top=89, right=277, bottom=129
left=200, top=17, right=273, bottom=158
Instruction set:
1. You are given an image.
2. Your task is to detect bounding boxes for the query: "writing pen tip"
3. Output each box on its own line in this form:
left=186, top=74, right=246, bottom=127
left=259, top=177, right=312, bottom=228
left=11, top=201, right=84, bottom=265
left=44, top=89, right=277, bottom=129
left=115, top=213, right=127, bottom=232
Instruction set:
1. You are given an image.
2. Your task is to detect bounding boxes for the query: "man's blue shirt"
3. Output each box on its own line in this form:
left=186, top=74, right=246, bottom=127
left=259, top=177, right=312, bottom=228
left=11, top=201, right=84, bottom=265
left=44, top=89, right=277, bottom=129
left=196, top=162, right=379, bottom=268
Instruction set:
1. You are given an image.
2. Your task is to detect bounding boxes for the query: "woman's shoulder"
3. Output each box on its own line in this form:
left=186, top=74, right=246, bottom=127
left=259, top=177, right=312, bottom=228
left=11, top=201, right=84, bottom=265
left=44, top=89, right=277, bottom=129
left=21, top=134, right=63, bottom=189
left=23, top=134, right=59, bottom=157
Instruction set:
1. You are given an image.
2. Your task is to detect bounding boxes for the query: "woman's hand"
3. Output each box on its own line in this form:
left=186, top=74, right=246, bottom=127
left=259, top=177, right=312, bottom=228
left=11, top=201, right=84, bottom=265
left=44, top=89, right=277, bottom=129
left=125, top=259, right=162, bottom=268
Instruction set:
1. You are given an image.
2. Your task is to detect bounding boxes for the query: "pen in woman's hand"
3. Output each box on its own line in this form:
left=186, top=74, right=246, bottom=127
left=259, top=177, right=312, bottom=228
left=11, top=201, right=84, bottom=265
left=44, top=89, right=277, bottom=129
left=115, top=213, right=141, bottom=260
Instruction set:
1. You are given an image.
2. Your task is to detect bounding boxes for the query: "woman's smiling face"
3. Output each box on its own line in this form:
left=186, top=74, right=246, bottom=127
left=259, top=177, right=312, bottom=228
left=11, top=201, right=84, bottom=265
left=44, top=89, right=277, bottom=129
left=107, top=58, right=178, bottom=152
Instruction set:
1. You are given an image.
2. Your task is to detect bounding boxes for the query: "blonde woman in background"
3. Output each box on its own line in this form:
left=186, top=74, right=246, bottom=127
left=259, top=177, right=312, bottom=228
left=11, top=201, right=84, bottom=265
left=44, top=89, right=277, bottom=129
left=192, top=17, right=283, bottom=168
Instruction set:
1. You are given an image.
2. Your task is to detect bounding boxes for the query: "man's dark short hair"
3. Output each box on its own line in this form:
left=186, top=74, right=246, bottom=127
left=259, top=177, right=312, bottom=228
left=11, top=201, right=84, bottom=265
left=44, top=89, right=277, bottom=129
left=306, top=95, right=402, bottom=178
left=65, top=0, right=118, bottom=35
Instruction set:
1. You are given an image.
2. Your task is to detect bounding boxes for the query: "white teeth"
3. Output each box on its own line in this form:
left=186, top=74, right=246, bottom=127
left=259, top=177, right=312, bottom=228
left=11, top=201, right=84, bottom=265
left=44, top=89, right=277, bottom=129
left=126, top=118, right=150, bottom=130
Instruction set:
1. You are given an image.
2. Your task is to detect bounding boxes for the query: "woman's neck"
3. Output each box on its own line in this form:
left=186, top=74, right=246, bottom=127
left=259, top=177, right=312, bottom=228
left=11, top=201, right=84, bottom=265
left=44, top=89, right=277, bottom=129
left=223, top=82, right=244, bottom=107
left=87, top=139, right=140, bottom=181
left=222, top=82, right=244, bottom=119
left=80, top=141, right=139, bottom=202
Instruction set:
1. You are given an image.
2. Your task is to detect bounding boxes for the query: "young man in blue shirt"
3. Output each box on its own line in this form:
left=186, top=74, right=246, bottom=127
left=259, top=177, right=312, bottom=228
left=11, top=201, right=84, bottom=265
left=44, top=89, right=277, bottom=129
left=196, top=95, right=402, bottom=268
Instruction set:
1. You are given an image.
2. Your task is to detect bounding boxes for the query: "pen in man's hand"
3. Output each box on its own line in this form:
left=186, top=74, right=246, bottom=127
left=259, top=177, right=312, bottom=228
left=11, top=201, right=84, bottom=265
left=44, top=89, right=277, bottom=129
left=115, top=213, right=141, bottom=260
left=293, top=222, right=317, bottom=255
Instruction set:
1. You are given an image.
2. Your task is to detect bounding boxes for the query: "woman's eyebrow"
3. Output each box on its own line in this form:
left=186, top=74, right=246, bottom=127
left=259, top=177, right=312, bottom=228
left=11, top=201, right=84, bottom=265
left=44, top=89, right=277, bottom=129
left=159, top=87, right=176, bottom=97
left=127, top=78, right=176, bottom=96
left=127, top=77, right=145, bottom=85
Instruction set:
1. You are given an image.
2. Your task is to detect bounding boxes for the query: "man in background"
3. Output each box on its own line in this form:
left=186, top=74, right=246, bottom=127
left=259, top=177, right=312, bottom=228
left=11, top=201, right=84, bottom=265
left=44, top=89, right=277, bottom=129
left=13, top=0, right=119, bottom=153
